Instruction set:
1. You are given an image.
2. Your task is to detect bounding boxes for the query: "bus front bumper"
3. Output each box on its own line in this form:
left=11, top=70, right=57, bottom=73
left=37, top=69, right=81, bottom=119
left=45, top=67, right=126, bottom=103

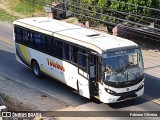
left=99, top=86, right=144, bottom=103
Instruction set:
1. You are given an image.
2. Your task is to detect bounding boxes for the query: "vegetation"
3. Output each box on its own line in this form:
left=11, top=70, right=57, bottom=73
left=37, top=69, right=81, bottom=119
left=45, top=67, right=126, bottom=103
left=68, top=0, right=160, bottom=27
left=74, top=0, right=160, bottom=15
left=0, top=0, right=50, bottom=23
left=0, top=9, right=19, bottom=23
left=11, top=0, right=48, bottom=17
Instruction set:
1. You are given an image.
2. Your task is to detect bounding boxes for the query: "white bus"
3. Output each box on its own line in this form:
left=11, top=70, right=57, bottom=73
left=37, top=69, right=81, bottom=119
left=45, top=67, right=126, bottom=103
left=13, top=17, right=144, bottom=103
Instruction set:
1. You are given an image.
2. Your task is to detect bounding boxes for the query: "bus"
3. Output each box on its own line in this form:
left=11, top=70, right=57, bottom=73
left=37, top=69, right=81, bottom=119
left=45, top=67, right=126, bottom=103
left=13, top=17, right=144, bottom=103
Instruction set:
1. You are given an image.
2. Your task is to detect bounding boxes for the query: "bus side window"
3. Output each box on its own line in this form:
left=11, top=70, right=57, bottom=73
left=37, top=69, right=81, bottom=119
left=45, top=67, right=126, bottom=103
left=55, top=40, right=63, bottom=59
left=41, top=35, right=47, bottom=52
left=34, top=33, right=41, bottom=49
left=62, top=42, right=69, bottom=60
left=70, top=45, right=78, bottom=64
left=15, top=27, right=22, bottom=42
left=28, top=31, right=34, bottom=47
left=78, top=48, right=87, bottom=67
left=47, top=37, right=53, bottom=54
left=22, top=29, right=27, bottom=43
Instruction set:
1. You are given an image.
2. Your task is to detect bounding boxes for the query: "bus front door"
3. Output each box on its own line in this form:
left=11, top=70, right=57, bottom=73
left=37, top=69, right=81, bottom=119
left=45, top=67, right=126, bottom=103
left=77, top=52, right=90, bottom=99
left=89, top=54, right=100, bottom=97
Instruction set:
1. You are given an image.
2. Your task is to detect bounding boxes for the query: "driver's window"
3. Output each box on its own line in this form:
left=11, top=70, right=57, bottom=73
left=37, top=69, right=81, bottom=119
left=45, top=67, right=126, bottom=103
left=129, top=53, right=138, bottom=65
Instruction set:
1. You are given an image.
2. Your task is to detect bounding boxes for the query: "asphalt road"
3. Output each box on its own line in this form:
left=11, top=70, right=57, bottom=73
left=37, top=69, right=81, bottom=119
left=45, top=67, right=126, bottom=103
left=0, top=21, right=160, bottom=119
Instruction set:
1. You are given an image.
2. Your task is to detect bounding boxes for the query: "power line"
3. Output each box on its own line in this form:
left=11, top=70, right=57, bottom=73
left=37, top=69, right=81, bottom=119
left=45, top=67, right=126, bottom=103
left=51, top=6, right=160, bottom=39
left=68, top=1, right=160, bottom=19
left=105, top=9, right=160, bottom=26
left=64, top=2, right=160, bottom=35
left=66, top=1, right=160, bottom=26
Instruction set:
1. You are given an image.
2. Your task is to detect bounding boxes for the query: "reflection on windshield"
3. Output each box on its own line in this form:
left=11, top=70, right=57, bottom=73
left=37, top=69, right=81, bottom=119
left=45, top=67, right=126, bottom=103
left=103, top=48, right=144, bottom=83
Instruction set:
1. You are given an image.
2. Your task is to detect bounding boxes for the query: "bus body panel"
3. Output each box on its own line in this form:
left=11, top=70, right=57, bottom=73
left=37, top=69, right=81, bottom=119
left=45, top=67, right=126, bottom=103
left=16, top=43, right=90, bottom=98
left=16, top=43, right=32, bottom=67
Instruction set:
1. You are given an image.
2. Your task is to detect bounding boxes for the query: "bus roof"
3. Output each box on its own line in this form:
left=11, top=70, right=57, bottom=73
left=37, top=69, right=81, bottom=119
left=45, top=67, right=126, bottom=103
left=13, top=17, right=138, bottom=54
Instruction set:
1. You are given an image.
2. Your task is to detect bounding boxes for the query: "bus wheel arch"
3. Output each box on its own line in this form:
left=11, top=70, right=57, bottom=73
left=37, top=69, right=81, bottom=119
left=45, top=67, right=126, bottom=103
left=31, top=59, right=41, bottom=78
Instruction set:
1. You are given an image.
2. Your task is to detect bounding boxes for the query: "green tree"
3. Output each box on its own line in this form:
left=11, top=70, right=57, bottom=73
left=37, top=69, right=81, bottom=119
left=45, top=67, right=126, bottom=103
left=98, top=0, right=107, bottom=6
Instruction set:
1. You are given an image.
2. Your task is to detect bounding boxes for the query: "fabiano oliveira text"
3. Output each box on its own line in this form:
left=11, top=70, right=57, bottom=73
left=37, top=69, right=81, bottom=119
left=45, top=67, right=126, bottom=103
left=130, top=112, right=157, bottom=117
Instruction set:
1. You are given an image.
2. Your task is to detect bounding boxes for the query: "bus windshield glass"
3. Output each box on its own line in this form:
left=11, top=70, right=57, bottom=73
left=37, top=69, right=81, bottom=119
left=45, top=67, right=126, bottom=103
left=103, top=48, right=144, bottom=83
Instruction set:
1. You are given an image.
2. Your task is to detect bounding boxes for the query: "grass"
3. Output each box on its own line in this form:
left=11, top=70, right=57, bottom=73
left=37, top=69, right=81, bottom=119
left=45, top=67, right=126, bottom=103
left=0, top=9, right=19, bottom=23
left=0, top=0, right=48, bottom=23
left=63, top=17, right=78, bottom=24
left=11, top=0, right=45, bottom=17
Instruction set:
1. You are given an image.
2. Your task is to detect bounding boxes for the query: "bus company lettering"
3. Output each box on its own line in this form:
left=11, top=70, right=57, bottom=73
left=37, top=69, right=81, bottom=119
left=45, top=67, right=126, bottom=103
left=47, top=58, right=65, bottom=71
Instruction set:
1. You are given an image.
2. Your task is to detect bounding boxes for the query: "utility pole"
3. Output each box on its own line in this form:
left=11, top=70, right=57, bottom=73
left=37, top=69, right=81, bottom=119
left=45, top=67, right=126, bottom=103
left=62, top=0, right=66, bottom=18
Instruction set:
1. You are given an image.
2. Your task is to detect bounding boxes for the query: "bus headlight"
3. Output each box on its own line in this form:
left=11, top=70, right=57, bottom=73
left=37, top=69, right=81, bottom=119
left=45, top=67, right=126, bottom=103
left=105, top=88, right=117, bottom=95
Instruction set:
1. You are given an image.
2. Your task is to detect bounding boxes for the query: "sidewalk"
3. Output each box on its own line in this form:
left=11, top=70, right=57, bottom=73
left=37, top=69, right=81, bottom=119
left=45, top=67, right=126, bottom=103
left=0, top=75, right=69, bottom=111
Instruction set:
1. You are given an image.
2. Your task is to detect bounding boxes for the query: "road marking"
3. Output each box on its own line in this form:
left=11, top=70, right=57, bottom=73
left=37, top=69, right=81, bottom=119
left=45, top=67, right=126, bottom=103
left=142, top=95, right=160, bottom=105
left=0, top=36, right=14, bottom=46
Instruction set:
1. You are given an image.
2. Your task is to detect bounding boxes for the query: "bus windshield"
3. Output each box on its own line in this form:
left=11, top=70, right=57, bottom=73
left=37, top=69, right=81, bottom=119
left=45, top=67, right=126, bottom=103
left=103, top=48, right=144, bottom=83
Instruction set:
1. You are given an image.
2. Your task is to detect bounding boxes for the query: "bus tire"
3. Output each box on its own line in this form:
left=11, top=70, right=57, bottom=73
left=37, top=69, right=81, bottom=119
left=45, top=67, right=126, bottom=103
left=32, top=61, right=41, bottom=78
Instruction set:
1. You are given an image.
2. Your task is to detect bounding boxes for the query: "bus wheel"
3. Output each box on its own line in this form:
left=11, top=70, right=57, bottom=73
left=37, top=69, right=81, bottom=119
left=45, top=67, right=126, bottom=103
left=32, top=61, right=41, bottom=78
